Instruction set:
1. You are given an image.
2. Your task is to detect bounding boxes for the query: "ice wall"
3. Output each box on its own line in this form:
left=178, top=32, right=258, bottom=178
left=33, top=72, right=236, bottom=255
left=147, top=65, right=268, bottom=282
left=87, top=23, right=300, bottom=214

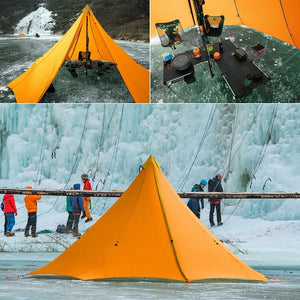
left=0, top=103, right=299, bottom=220
left=14, top=5, right=55, bottom=35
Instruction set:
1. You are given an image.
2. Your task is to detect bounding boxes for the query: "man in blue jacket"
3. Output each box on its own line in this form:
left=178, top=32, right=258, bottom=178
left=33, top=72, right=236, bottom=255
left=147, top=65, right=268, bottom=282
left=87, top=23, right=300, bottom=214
left=187, top=179, right=207, bottom=219
left=70, top=183, right=85, bottom=237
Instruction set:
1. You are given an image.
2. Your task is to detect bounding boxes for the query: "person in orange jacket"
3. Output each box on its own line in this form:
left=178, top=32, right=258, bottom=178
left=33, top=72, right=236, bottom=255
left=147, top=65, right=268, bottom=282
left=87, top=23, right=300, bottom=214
left=24, top=186, right=42, bottom=237
left=81, top=173, right=93, bottom=222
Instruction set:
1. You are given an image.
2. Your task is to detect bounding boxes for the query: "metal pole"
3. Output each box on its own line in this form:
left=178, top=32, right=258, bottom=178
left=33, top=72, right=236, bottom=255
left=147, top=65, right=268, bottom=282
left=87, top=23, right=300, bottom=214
left=0, top=188, right=299, bottom=199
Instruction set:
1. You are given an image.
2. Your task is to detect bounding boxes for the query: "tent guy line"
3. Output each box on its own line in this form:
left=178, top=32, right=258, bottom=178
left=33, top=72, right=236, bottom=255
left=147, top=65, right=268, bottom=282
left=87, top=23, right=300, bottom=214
left=0, top=188, right=299, bottom=199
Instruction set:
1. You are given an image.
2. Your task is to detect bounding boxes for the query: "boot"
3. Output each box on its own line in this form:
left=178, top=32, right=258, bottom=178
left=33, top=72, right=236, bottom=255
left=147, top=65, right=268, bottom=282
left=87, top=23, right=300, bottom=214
left=210, top=223, right=215, bottom=227
left=6, top=231, right=15, bottom=237
left=31, top=233, right=38, bottom=238
left=31, top=226, right=37, bottom=237
left=218, top=222, right=223, bottom=226
left=24, top=231, right=29, bottom=237
left=85, top=217, right=93, bottom=223
left=81, top=213, right=86, bottom=219
left=72, top=232, right=81, bottom=237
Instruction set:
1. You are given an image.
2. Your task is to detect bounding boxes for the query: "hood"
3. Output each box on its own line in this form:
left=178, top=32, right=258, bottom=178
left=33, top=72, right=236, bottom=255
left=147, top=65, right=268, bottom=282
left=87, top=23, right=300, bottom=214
left=4, top=194, right=14, bottom=200
left=73, top=183, right=81, bottom=190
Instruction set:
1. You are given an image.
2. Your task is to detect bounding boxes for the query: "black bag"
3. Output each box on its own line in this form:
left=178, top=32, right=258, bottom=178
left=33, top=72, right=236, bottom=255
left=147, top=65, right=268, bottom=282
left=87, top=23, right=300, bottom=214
left=234, top=48, right=247, bottom=61
left=0, top=201, right=4, bottom=212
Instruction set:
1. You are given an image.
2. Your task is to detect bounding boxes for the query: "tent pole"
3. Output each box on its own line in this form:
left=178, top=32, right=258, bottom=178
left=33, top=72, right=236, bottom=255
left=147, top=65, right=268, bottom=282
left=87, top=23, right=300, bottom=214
left=86, top=12, right=89, bottom=77
left=191, top=0, right=214, bottom=78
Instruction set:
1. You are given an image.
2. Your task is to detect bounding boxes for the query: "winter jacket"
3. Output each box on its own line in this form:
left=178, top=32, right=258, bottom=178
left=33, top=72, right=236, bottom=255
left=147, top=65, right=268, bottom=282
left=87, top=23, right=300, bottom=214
left=187, top=184, right=204, bottom=218
left=66, top=196, right=72, bottom=213
left=3, top=194, right=17, bottom=214
left=24, top=186, right=41, bottom=213
left=83, top=179, right=91, bottom=190
left=208, top=176, right=223, bottom=203
left=70, top=183, right=85, bottom=212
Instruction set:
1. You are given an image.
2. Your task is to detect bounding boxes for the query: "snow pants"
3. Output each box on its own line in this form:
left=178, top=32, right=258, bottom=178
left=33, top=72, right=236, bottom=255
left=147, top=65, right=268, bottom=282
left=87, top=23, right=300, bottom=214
left=83, top=197, right=92, bottom=219
left=209, top=202, right=221, bottom=225
left=25, top=212, right=37, bottom=235
left=5, top=213, right=15, bottom=232
left=72, top=207, right=81, bottom=233
left=66, top=211, right=74, bottom=231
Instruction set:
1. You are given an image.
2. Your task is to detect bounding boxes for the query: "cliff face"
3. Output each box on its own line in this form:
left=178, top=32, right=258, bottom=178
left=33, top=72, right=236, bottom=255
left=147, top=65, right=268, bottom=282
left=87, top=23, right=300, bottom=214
left=0, top=0, right=149, bottom=41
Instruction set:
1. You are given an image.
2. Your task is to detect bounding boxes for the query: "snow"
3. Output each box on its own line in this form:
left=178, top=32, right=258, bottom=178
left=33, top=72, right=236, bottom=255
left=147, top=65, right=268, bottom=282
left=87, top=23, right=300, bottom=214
left=14, top=6, right=55, bottom=35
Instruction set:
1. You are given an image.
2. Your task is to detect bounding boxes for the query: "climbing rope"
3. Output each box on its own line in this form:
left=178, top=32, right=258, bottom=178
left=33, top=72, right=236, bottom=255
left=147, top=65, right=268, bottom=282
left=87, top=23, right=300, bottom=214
left=178, top=104, right=217, bottom=191
left=35, top=104, right=49, bottom=186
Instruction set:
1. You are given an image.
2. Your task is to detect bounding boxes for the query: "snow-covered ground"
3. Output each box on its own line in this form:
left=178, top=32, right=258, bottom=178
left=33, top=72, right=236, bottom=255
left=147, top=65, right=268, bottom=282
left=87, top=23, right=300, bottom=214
left=1, top=210, right=300, bottom=270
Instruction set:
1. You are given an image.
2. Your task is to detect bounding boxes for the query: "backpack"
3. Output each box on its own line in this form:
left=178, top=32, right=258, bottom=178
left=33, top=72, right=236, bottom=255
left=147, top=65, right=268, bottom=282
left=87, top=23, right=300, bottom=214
left=191, top=184, right=201, bottom=192
left=208, top=179, right=215, bottom=192
left=0, top=201, right=4, bottom=212
left=56, top=224, right=67, bottom=234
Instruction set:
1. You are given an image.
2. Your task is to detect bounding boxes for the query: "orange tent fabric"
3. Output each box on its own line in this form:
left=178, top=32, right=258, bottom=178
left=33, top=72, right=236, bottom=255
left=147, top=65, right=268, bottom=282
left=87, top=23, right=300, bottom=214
left=30, top=155, right=268, bottom=282
left=151, top=0, right=299, bottom=49
left=7, top=5, right=149, bottom=103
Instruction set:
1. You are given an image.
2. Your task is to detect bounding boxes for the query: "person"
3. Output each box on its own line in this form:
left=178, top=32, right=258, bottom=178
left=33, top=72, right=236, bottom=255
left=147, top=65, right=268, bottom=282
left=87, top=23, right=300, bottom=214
left=208, top=174, right=223, bottom=227
left=187, top=179, right=207, bottom=219
left=3, top=194, right=17, bottom=237
left=70, top=183, right=85, bottom=237
left=24, top=186, right=42, bottom=237
left=66, top=188, right=74, bottom=233
left=81, top=173, right=93, bottom=222
left=1, top=199, right=7, bottom=236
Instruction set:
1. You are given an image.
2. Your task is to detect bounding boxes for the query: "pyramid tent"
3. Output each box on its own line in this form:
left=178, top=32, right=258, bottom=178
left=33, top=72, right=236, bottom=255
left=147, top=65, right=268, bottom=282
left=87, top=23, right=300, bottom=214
left=7, top=5, right=149, bottom=103
left=30, top=155, right=268, bottom=282
left=151, top=0, right=299, bottom=49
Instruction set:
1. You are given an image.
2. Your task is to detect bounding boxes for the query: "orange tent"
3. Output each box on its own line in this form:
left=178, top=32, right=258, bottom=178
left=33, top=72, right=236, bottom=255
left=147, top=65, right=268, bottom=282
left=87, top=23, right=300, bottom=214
left=151, top=0, right=299, bottom=49
left=30, top=155, right=268, bottom=282
left=7, top=5, right=149, bottom=103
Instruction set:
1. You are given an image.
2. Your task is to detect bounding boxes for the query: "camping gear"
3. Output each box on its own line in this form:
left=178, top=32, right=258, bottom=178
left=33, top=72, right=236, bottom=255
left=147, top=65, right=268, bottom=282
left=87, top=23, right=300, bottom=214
left=248, top=43, right=266, bottom=61
left=234, top=48, right=247, bottom=61
left=29, top=155, right=268, bottom=282
left=171, top=53, right=191, bottom=71
left=155, top=19, right=185, bottom=48
left=7, top=5, right=149, bottom=103
left=151, top=0, right=299, bottom=49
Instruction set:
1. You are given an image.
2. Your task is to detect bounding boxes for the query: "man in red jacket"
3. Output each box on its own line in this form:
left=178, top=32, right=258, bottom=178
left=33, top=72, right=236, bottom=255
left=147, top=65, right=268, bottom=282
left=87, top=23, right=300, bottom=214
left=3, top=194, right=17, bottom=237
left=81, top=174, right=93, bottom=222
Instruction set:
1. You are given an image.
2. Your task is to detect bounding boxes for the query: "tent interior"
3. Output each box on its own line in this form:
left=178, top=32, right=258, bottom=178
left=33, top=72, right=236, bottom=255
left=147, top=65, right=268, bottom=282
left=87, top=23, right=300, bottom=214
left=151, top=0, right=299, bottom=99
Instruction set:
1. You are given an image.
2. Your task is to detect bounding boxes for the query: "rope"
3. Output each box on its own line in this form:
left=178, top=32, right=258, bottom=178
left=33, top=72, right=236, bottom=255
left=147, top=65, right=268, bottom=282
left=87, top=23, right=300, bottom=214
left=224, top=104, right=239, bottom=188
left=37, top=104, right=91, bottom=218
left=178, top=104, right=216, bottom=191
left=249, top=104, right=278, bottom=188
left=34, top=104, right=49, bottom=186
left=233, top=0, right=244, bottom=24
left=278, top=0, right=297, bottom=48
left=99, top=104, right=124, bottom=216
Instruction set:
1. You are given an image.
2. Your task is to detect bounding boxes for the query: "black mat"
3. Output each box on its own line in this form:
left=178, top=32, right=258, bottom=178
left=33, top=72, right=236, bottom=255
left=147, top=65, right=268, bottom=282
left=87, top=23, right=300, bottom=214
left=214, top=40, right=270, bottom=98
left=162, top=40, right=270, bottom=98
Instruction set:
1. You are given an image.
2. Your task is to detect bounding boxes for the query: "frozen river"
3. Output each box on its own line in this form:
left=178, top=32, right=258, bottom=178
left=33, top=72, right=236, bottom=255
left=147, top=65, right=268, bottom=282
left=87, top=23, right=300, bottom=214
left=0, top=253, right=300, bottom=300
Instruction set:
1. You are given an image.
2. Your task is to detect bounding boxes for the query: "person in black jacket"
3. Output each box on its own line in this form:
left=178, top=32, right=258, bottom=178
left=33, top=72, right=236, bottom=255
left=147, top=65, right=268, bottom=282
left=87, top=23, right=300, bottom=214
left=208, top=174, right=223, bottom=226
left=187, top=179, right=207, bottom=219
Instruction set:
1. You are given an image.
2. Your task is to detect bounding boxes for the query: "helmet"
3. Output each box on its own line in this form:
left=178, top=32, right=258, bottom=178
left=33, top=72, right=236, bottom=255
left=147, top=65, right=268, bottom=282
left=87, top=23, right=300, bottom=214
left=81, top=173, right=88, bottom=180
left=200, top=179, right=207, bottom=186
left=216, top=174, right=222, bottom=179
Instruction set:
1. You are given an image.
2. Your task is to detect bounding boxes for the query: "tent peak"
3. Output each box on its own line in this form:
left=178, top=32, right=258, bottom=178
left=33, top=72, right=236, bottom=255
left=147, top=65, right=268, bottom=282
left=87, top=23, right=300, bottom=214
left=82, top=4, right=90, bottom=12
left=142, top=155, right=161, bottom=170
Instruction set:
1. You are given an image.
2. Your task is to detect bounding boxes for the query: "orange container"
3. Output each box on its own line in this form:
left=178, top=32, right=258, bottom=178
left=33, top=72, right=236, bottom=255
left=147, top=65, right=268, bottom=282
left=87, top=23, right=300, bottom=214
left=193, top=48, right=201, bottom=58
left=213, top=52, right=221, bottom=60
